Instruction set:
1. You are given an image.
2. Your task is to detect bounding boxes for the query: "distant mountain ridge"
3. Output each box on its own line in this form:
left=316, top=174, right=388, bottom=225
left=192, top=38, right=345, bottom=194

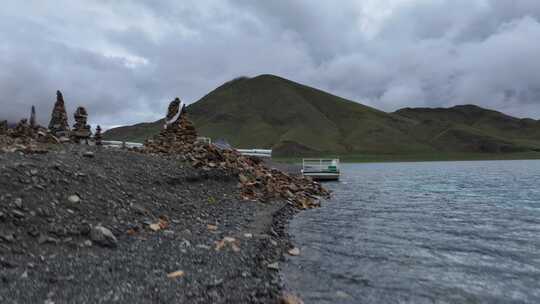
left=104, top=74, right=540, bottom=157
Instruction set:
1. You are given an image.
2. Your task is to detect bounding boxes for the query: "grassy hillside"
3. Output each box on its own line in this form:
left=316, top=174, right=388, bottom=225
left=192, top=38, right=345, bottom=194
left=104, top=75, right=540, bottom=159
left=395, top=105, right=540, bottom=153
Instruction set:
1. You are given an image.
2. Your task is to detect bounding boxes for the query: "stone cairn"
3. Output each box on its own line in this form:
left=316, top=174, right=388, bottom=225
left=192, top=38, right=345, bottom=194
left=48, top=91, right=70, bottom=137
left=29, top=105, right=37, bottom=130
left=143, top=98, right=329, bottom=209
left=71, top=107, right=92, bottom=144
left=145, top=98, right=198, bottom=151
left=94, top=125, right=103, bottom=146
left=0, top=120, right=8, bottom=135
left=12, top=119, right=33, bottom=139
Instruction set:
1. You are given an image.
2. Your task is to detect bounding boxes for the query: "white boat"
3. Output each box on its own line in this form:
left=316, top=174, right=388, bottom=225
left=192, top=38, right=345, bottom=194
left=301, top=158, right=340, bottom=181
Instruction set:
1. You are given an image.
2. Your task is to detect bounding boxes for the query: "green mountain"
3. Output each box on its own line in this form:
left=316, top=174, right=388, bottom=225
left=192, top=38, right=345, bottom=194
left=104, top=74, right=540, bottom=158
left=394, top=105, right=540, bottom=153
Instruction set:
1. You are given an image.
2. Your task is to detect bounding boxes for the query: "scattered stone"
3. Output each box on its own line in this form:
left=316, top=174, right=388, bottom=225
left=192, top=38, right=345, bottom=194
left=38, top=235, right=60, bottom=245
left=90, top=225, right=117, bottom=247
left=14, top=197, right=23, bottom=208
left=67, top=195, right=81, bottom=204
left=287, top=247, right=300, bottom=256
left=148, top=223, right=161, bottom=232
left=48, top=90, right=70, bottom=137
left=267, top=262, right=279, bottom=270
left=166, top=270, right=185, bottom=279
left=336, top=291, right=351, bottom=299
left=82, top=151, right=95, bottom=158
left=280, top=293, right=304, bottom=304
left=11, top=209, right=25, bottom=218
left=0, top=231, right=15, bottom=243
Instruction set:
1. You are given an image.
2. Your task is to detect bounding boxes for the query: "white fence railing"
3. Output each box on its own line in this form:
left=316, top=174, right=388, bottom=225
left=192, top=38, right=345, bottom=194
left=302, top=158, right=340, bottom=173
left=102, top=140, right=143, bottom=148
left=237, top=149, right=272, bottom=158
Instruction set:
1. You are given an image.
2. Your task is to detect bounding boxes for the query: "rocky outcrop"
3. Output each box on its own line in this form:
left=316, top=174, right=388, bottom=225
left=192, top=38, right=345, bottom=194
left=48, top=91, right=70, bottom=137
left=71, top=107, right=92, bottom=144
left=143, top=98, right=329, bottom=209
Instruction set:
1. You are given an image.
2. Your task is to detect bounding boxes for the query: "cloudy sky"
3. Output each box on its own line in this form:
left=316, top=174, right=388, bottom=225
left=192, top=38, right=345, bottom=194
left=2, top=0, right=540, bottom=129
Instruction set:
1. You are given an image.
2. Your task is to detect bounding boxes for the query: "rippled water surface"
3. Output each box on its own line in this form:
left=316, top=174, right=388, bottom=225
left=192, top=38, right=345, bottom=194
left=284, top=160, right=540, bottom=304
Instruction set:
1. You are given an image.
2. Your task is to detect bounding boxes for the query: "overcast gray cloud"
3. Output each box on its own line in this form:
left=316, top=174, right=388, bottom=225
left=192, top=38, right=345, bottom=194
left=1, top=0, right=540, bottom=129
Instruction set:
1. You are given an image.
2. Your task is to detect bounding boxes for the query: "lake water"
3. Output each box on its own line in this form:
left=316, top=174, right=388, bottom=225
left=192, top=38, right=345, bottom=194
left=284, top=160, right=540, bottom=304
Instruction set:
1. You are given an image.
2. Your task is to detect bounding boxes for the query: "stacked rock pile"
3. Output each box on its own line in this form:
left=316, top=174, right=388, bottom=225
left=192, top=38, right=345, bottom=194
left=144, top=99, right=329, bottom=209
left=71, top=106, right=92, bottom=144
left=1, top=91, right=102, bottom=153
left=0, top=112, right=56, bottom=153
left=0, top=120, right=7, bottom=135
left=144, top=97, right=198, bottom=151
left=48, top=91, right=70, bottom=138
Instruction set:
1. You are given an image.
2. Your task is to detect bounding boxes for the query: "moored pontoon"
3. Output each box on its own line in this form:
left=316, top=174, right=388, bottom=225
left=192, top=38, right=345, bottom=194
left=302, top=158, right=340, bottom=181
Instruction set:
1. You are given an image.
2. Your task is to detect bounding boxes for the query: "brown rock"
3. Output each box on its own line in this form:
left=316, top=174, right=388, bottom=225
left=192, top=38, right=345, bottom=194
left=280, top=293, right=304, bottom=304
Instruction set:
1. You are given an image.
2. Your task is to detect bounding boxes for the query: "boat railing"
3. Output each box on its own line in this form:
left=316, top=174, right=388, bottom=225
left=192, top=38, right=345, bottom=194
left=302, top=158, right=340, bottom=173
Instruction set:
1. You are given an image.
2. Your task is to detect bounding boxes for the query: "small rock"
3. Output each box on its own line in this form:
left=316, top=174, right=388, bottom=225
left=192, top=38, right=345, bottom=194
left=67, top=195, right=81, bottom=204
left=90, top=225, right=117, bottom=248
left=336, top=291, right=351, bottom=299
left=82, top=151, right=95, bottom=158
left=11, top=209, right=25, bottom=218
left=38, top=235, right=59, bottom=245
left=280, top=293, right=304, bottom=304
left=167, top=270, right=185, bottom=279
left=0, top=231, right=15, bottom=243
left=14, top=198, right=23, bottom=208
left=267, top=262, right=279, bottom=270
left=288, top=247, right=300, bottom=256
left=238, top=174, right=249, bottom=183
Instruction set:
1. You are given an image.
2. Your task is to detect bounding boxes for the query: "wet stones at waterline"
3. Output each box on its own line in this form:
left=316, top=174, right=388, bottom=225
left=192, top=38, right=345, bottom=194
left=48, top=90, right=70, bottom=137
left=71, top=107, right=92, bottom=144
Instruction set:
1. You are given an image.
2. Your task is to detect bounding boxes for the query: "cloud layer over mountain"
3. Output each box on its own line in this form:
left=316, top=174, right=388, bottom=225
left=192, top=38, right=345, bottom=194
left=2, top=0, right=540, bottom=128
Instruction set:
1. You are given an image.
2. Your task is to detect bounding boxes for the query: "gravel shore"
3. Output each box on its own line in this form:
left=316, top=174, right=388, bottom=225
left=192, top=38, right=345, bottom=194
left=0, top=146, right=300, bottom=303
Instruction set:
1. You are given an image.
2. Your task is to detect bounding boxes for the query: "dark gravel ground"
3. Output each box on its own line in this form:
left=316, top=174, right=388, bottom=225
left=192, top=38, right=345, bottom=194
left=0, top=145, right=299, bottom=303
